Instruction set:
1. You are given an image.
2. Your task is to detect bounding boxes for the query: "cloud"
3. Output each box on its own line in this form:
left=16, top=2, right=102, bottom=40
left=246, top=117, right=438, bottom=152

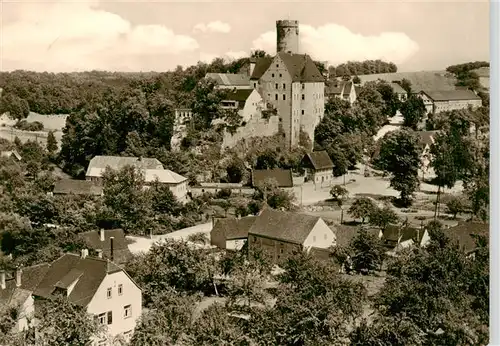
left=198, top=50, right=248, bottom=63
left=252, top=23, right=419, bottom=66
left=193, top=21, right=231, bottom=34
left=2, top=0, right=199, bottom=72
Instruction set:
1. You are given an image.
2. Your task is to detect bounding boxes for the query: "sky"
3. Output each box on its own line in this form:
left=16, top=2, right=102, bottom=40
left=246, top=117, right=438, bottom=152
left=0, top=0, right=490, bottom=73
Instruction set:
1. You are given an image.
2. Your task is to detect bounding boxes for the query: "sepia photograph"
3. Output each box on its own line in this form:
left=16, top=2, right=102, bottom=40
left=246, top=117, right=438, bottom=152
left=0, top=0, right=494, bottom=345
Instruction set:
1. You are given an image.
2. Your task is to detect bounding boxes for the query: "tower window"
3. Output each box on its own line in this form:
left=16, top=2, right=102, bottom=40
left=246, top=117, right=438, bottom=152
left=302, top=94, right=305, bottom=100
left=283, top=94, right=286, bottom=100
left=301, top=110, right=304, bottom=115
left=283, top=83, right=286, bottom=89
left=275, top=83, right=278, bottom=89
left=275, top=94, right=278, bottom=101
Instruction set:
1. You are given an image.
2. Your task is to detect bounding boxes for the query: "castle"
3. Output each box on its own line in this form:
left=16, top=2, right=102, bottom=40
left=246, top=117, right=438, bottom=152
left=180, top=19, right=326, bottom=151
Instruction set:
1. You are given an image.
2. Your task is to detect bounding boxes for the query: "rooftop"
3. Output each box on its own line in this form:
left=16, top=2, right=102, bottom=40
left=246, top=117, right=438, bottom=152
left=445, top=222, right=489, bottom=253
left=79, top=229, right=132, bottom=264
left=211, top=216, right=258, bottom=240
left=251, top=169, right=294, bottom=188
left=420, top=89, right=481, bottom=102
left=52, top=179, right=103, bottom=196
left=303, top=151, right=334, bottom=170
left=86, top=155, right=163, bottom=177
left=205, top=73, right=250, bottom=86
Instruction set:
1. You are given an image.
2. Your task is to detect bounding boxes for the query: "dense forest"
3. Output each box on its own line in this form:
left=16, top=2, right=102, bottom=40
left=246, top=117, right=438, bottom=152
left=445, top=61, right=489, bottom=90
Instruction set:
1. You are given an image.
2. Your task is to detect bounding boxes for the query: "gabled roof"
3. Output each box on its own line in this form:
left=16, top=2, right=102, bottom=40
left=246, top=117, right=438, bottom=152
left=145, top=169, right=187, bottom=184
left=420, top=90, right=481, bottom=102
left=212, top=216, right=258, bottom=240
left=79, top=229, right=132, bottom=264
left=277, top=52, right=325, bottom=83
left=335, top=226, right=381, bottom=248
left=250, top=57, right=273, bottom=80
left=303, top=151, right=334, bottom=170
left=52, top=179, right=103, bottom=196
left=251, top=169, right=293, bottom=188
left=249, top=208, right=321, bottom=244
left=383, top=225, right=425, bottom=244
left=0, top=263, right=50, bottom=307
left=444, top=222, right=489, bottom=253
left=390, top=82, right=408, bottom=94
left=343, top=82, right=353, bottom=96
left=221, top=89, right=256, bottom=109
left=33, top=253, right=123, bottom=307
left=205, top=73, right=250, bottom=86
left=86, top=155, right=163, bottom=177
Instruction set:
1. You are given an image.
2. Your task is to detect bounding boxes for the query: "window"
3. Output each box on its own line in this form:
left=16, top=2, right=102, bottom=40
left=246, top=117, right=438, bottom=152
left=280, top=249, right=284, bottom=254
left=275, top=94, right=278, bottom=101
left=106, top=287, right=112, bottom=299
left=98, top=313, right=106, bottom=325
left=118, top=284, right=123, bottom=296
left=302, top=83, right=305, bottom=89
left=283, top=94, right=286, bottom=100
left=302, top=94, right=305, bottom=100
left=253, top=82, right=257, bottom=88
left=279, top=73, right=282, bottom=77
left=272, top=73, right=275, bottom=77
left=283, top=83, right=286, bottom=89
left=276, top=64, right=279, bottom=67
left=124, top=305, right=132, bottom=319
left=301, top=110, right=304, bottom=115
left=275, top=83, right=278, bottom=89
left=107, top=311, right=113, bottom=325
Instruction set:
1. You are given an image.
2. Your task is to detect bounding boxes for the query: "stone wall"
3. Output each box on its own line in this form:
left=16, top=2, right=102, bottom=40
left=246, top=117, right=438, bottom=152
left=221, top=114, right=280, bottom=149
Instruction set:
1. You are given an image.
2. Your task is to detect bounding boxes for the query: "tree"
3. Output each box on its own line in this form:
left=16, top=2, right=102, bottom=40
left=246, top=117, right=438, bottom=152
left=352, top=75, right=361, bottom=84
left=377, top=129, right=422, bottom=206
left=348, top=197, right=376, bottom=223
left=369, top=204, right=399, bottom=230
left=46, top=131, right=58, bottom=154
left=376, top=81, right=401, bottom=117
left=225, top=157, right=246, bottom=183
left=349, top=228, right=385, bottom=273
left=401, top=94, right=426, bottom=130
left=399, top=78, right=413, bottom=93
left=0, top=93, right=30, bottom=120
left=329, top=185, right=349, bottom=206
left=445, top=195, right=467, bottom=219
left=32, top=297, right=105, bottom=345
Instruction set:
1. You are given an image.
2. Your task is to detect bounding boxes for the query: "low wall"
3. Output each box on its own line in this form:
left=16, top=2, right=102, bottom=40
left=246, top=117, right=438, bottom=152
left=189, top=186, right=255, bottom=197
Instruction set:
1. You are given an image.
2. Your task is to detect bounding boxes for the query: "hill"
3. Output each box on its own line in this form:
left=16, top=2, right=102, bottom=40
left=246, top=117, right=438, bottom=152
left=357, top=71, right=457, bottom=92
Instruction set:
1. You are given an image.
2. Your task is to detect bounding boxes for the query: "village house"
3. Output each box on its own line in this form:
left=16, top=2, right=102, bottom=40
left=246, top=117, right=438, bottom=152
left=85, top=155, right=188, bottom=202
left=444, top=222, right=489, bottom=256
left=418, top=90, right=482, bottom=115
left=210, top=216, right=258, bottom=250
left=51, top=179, right=103, bottom=197
left=205, top=73, right=252, bottom=90
left=219, top=88, right=265, bottom=123
left=248, top=208, right=336, bottom=263
left=79, top=229, right=132, bottom=265
left=0, top=150, right=22, bottom=161
left=33, top=251, right=142, bottom=345
left=251, top=168, right=294, bottom=189
left=301, top=150, right=334, bottom=186
left=0, top=264, right=50, bottom=333
left=86, top=156, right=164, bottom=183
left=390, top=82, right=408, bottom=101
left=381, top=224, right=431, bottom=254
left=325, top=80, right=357, bottom=104
left=249, top=20, right=325, bottom=149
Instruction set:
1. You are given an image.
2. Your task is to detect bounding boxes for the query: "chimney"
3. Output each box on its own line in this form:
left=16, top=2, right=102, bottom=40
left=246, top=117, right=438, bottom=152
left=97, top=249, right=103, bottom=259
left=100, top=229, right=105, bottom=242
left=81, top=248, right=87, bottom=259
left=16, top=267, right=22, bottom=287
left=1, top=271, right=5, bottom=290
left=110, top=237, right=114, bottom=262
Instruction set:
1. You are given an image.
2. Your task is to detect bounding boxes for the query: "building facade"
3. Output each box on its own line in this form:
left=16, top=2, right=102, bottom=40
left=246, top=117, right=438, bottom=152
left=301, top=151, right=334, bottom=186
left=418, top=90, right=482, bottom=115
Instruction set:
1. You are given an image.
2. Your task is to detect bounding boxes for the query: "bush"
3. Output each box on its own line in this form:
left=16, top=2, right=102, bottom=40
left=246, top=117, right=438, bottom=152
left=445, top=195, right=467, bottom=219
left=14, top=120, right=44, bottom=131
left=216, top=188, right=232, bottom=199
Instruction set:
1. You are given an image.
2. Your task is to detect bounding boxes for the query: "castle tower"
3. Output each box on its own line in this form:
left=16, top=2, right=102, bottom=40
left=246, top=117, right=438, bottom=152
left=276, top=20, right=299, bottom=54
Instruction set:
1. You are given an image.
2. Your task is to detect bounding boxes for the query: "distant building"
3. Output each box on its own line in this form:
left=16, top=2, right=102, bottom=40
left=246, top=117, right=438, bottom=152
left=418, top=90, right=482, bottom=115
left=52, top=179, right=103, bottom=197
left=220, top=88, right=265, bottom=123
left=301, top=151, right=334, bottom=185
left=86, top=156, right=164, bottom=183
left=390, top=82, right=408, bottom=101
left=325, top=81, right=357, bottom=104
left=143, top=169, right=189, bottom=202
left=205, top=73, right=251, bottom=90
left=248, top=20, right=325, bottom=149
left=33, top=252, right=142, bottom=345
left=174, top=108, right=193, bottom=127
left=79, top=229, right=132, bottom=265
left=382, top=224, right=430, bottom=254
left=251, top=168, right=294, bottom=188
left=210, top=216, right=258, bottom=250
left=248, top=208, right=336, bottom=263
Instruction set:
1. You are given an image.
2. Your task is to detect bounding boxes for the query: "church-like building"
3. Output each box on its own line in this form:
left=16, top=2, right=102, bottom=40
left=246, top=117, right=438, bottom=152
left=201, top=19, right=326, bottom=150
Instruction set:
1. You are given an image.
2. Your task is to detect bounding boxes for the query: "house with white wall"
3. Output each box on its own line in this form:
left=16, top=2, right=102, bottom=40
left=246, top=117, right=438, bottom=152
left=418, top=90, right=482, bottom=115
left=220, top=88, right=265, bottom=123
left=248, top=207, right=336, bottom=263
left=33, top=251, right=142, bottom=345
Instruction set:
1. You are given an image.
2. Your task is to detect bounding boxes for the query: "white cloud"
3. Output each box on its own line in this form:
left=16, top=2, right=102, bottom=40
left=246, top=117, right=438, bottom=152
left=193, top=21, right=231, bottom=34
left=198, top=50, right=248, bottom=64
left=2, top=0, right=199, bottom=72
left=252, top=23, right=419, bottom=66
